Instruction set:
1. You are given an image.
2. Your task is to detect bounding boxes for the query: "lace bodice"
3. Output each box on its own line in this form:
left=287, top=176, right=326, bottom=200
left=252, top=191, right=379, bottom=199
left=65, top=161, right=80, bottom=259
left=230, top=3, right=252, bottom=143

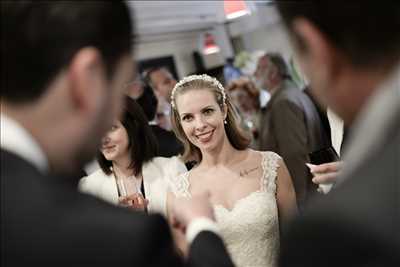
left=169, top=151, right=281, bottom=267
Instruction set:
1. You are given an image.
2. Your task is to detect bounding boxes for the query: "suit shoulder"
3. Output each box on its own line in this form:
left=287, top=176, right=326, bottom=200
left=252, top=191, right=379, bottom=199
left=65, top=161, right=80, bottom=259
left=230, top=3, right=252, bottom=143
left=74, top=194, right=168, bottom=235
left=270, top=95, right=304, bottom=115
left=275, top=86, right=304, bottom=102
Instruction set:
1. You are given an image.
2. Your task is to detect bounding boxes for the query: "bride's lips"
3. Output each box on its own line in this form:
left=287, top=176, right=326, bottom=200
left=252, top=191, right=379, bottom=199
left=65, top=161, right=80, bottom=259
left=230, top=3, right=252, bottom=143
left=196, top=130, right=214, bottom=143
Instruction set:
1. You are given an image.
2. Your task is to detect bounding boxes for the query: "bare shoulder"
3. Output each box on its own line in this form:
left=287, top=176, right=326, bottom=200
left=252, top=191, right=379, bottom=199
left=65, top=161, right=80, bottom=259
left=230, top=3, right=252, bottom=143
left=242, top=148, right=262, bottom=161
left=251, top=149, right=282, bottom=163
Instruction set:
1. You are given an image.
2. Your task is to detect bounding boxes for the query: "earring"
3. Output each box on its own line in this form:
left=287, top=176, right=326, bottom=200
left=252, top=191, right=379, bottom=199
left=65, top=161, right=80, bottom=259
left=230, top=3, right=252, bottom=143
left=224, top=119, right=227, bottom=124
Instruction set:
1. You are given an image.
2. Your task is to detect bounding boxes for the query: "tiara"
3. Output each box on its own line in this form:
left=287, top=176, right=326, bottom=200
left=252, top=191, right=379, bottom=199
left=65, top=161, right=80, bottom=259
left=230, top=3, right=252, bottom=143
left=170, top=74, right=226, bottom=109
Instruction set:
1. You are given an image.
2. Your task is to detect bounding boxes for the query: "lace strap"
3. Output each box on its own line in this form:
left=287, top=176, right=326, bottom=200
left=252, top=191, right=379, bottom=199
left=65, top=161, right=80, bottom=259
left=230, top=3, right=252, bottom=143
left=167, top=171, right=191, bottom=197
left=260, top=151, right=281, bottom=193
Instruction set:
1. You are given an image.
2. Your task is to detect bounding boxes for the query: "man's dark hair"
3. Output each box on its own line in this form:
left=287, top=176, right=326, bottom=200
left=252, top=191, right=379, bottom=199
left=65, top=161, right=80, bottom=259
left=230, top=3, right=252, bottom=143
left=226, top=57, right=234, bottom=65
left=97, top=96, right=158, bottom=176
left=142, top=66, right=172, bottom=88
left=2, top=1, right=134, bottom=104
left=276, top=2, right=400, bottom=68
left=136, top=84, right=158, bottom=121
left=265, top=52, right=290, bottom=79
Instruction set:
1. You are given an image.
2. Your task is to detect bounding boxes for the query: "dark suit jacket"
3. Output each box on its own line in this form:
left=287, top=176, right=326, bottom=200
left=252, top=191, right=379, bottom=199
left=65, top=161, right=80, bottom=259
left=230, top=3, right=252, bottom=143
left=151, top=125, right=183, bottom=157
left=279, top=115, right=400, bottom=267
left=1, top=150, right=233, bottom=267
left=259, top=80, right=331, bottom=209
left=303, top=86, right=332, bottom=146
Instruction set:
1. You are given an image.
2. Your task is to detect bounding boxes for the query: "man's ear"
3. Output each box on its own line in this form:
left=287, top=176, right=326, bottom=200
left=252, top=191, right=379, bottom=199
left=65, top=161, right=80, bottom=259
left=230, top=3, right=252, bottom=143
left=67, top=47, right=107, bottom=115
left=292, top=18, right=342, bottom=84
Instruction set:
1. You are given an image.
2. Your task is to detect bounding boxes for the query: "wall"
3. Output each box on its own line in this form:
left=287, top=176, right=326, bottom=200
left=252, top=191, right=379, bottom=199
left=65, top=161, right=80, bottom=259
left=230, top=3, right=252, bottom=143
left=228, top=5, right=294, bottom=60
left=134, top=34, right=198, bottom=79
left=241, top=22, right=294, bottom=60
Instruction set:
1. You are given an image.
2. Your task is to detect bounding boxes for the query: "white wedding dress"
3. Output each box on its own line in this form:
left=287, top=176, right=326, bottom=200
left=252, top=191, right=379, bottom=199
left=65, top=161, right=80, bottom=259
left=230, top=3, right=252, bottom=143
left=169, top=152, right=281, bottom=267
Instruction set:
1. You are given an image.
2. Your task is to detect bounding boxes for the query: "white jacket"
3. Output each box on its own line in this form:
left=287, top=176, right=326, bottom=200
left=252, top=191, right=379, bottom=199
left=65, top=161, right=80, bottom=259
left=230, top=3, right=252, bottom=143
left=78, top=156, right=187, bottom=217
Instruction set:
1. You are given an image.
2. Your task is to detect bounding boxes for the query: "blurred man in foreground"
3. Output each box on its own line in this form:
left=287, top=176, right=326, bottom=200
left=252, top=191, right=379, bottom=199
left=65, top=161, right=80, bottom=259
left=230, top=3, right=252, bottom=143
left=276, top=2, right=400, bottom=266
left=1, top=2, right=233, bottom=266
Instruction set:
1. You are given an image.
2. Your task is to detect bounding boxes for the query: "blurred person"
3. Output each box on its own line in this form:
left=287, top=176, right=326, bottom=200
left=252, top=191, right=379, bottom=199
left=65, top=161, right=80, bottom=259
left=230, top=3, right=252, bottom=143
left=167, top=74, right=297, bottom=267
left=136, top=84, right=184, bottom=158
left=144, top=66, right=177, bottom=130
left=156, top=95, right=174, bottom=130
left=145, top=66, right=177, bottom=100
left=277, top=2, right=400, bottom=266
left=226, top=77, right=261, bottom=148
left=125, top=76, right=144, bottom=99
left=255, top=52, right=331, bottom=210
left=223, top=57, right=242, bottom=85
left=1, top=2, right=235, bottom=266
left=79, top=96, right=186, bottom=216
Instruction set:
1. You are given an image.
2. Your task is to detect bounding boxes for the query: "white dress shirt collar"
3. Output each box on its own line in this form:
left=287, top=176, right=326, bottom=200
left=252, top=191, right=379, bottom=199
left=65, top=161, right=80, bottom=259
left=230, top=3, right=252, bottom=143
left=1, top=114, right=48, bottom=173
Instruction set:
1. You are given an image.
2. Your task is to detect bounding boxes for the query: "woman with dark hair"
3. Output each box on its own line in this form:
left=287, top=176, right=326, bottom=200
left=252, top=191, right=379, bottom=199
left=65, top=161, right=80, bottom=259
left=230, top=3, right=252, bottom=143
left=167, top=74, right=297, bottom=266
left=79, top=96, right=186, bottom=216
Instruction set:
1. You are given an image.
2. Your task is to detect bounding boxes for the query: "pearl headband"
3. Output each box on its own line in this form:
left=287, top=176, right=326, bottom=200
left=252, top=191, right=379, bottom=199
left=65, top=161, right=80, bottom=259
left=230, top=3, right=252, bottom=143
left=170, top=74, right=226, bottom=109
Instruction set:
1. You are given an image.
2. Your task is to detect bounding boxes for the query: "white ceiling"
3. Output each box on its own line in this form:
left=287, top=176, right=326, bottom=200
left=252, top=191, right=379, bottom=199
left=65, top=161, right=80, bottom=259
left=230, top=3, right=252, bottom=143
left=127, top=1, right=276, bottom=43
left=127, top=1, right=224, bottom=37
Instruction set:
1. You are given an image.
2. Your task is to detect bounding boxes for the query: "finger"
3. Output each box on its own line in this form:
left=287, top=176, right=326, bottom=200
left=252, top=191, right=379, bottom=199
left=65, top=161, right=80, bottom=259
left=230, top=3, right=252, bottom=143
left=118, top=197, right=129, bottom=205
left=137, top=196, right=143, bottom=205
left=313, top=162, right=342, bottom=173
left=129, top=193, right=141, bottom=200
left=119, top=199, right=131, bottom=207
left=171, top=217, right=181, bottom=228
left=180, top=226, right=187, bottom=234
left=129, top=196, right=136, bottom=206
left=171, top=218, right=186, bottom=233
left=312, top=172, right=339, bottom=184
left=305, top=163, right=317, bottom=173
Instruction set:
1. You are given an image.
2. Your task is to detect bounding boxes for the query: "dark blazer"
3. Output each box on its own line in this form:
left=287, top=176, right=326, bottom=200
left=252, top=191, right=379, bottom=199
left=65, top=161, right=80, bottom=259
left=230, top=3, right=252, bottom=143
left=303, top=86, right=332, bottom=146
left=1, top=150, right=233, bottom=267
left=259, top=80, right=331, bottom=209
left=151, top=125, right=183, bottom=157
left=279, top=111, right=400, bottom=266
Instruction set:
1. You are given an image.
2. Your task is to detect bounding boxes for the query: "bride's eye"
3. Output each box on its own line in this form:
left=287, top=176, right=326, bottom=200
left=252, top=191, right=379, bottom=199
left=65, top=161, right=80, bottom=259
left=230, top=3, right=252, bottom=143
left=181, top=114, right=193, bottom=122
left=203, top=108, right=214, bottom=115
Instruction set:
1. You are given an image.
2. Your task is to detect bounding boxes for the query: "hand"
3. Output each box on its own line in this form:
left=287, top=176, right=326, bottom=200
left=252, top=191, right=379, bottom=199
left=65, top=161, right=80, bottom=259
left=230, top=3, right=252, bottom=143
left=119, top=193, right=149, bottom=211
left=170, top=191, right=214, bottom=234
left=306, top=161, right=344, bottom=185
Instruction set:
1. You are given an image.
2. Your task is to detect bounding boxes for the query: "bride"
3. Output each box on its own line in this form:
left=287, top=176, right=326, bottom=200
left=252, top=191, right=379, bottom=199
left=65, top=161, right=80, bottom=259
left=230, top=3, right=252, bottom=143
left=167, top=74, right=298, bottom=267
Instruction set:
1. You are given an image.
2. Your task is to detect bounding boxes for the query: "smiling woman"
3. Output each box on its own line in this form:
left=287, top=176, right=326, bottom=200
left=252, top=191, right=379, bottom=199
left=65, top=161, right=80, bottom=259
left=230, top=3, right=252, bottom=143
left=79, top=96, right=187, bottom=216
left=170, top=74, right=250, bottom=162
left=166, top=74, right=298, bottom=266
